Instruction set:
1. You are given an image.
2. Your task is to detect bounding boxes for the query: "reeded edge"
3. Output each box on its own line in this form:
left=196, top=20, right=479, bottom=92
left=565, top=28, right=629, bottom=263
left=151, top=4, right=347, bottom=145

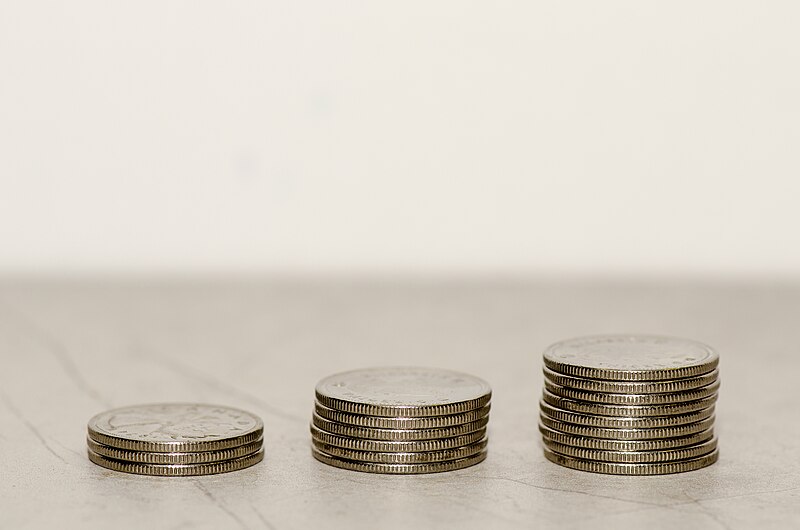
left=314, top=402, right=491, bottom=429
left=538, top=423, right=715, bottom=451
left=312, top=446, right=488, bottom=474
left=539, top=414, right=716, bottom=440
left=87, top=448, right=264, bottom=476
left=86, top=437, right=263, bottom=465
left=312, top=437, right=488, bottom=464
left=542, top=437, right=718, bottom=463
left=543, top=368, right=719, bottom=394
left=543, top=447, right=719, bottom=475
left=544, top=379, right=721, bottom=405
left=309, top=424, right=488, bottom=452
left=311, top=413, right=489, bottom=441
left=541, top=390, right=717, bottom=417
left=87, top=427, right=264, bottom=453
left=315, top=392, right=492, bottom=418
left=539, top=401, right=715, bottom=429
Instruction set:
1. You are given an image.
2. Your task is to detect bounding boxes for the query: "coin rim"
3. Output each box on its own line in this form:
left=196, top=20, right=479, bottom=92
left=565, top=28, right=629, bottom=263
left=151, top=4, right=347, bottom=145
left=542, top=436, right=718, bottom=463
left=86, top=437, right=263, bottom=465
left=544, top=379, right=721, bottom=405
left=539, top=414, right=716, bottom=440
left=314, top=402, right=491, bottom=429
left=543, top=368, right=720, bottom=394
left=539, top=400, right=715, bottom=428
left=311, top=446, right=487, bottom=474
left=311, top=413, right=490, bottom=441
left=538, top=423, right=715, bottom=451
left=312, top=437, right=488, bottom=464
left=309, top=424, right=488, bottom=452
left=541, top=389, right=717, bottom=417
left=543, top=446, right=719, bottom=475
left=87, top=448, right=264, bottom=476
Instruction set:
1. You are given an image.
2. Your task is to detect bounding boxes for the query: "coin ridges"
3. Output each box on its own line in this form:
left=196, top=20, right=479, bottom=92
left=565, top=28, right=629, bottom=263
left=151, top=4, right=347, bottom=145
left=87, top=448, right=264, bottom=476
left=311, top=446, right=487, bottom=474
left=543, top=335, right=719, bottom=381
left=86, top=437, right=263, bottom=465
left=312, top=413, right=489, bottom=441
left=544, top=379, right=720, bottom=405
left=314, top=402, right=491, bottom=429
left=312, top=438, right=488, bottom=464
left=539, top=424, right=715, bottom=451
left=309, top=424, right=488, bottom=453
left=543, top=437, right=718, bottom=463
left=542, top=447, right=719, bottom=475
left=539, top=414, right=716, bottom=440
left=543, top=368, right=719, bottom=394
left=540, top=401, right=715, bottom=429
left=541, top=390, right=717, bottom=417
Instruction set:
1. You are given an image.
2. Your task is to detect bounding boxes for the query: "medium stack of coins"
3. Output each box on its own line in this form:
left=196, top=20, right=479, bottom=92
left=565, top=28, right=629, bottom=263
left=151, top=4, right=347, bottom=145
left=87, top=403, right=264, bottom=476
left=539, top=335, right=720, bottom=475
left=311, top=367, right=491, bottom=474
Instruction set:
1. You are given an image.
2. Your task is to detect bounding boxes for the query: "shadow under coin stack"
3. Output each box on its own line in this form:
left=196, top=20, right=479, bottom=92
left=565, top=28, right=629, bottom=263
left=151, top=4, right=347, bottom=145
left=87, top=403, right=264, bottom=476
left=539, top=335, right=720, bottom=475
left=311, top=367, right=492, bottom=474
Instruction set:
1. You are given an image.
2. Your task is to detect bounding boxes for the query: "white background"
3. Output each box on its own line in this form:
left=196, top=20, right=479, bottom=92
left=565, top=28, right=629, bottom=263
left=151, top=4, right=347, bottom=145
left=1, top=1, right=798, bottom=277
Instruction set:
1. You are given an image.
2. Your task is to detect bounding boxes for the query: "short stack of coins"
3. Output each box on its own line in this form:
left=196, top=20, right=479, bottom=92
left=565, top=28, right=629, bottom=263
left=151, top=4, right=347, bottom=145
left=311, top=367, right=491, bottom=474
left=87, top=403, right=264, bottom=476
left=539, top=335, right=720, bottom=475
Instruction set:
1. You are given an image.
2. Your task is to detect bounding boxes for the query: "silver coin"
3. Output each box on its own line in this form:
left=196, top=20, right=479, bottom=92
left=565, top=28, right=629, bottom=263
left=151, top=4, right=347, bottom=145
left=543, top=335, right=719, bottom=381
left=543, top=367, right=719, bottom=394
left=86, top=437, right=263, bottom=465
left=315, top=367, right=492, bottom=417
left=312, top=446, right=487, bottom=474
left=540, top=400, right=715, bottom=428
left=539, top=413, right=716, bottom=440
left=312, top=437, right=488, bottom=464
left=543, top=446, right=718, bottom=475
left=87, top=448, right=264, bottom=476
left=310, top=424, right=488, bottom=453
left=87, top=403, right=263, bottom=453
left=542, top=437, right=718, bottom=463
left=314, top=401, right=490, bottom=429
left=312, top=413, right=490, bottom=441
left=539, top=423, right=715, bottom=451
left=541, top=389, right=717, bottom=417
left=544, top=379, right=720, bottom=405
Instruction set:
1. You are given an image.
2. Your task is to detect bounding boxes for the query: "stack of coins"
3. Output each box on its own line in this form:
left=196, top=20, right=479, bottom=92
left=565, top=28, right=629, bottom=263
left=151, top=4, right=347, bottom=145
left=87, top=403, right=264, bottom=476
left=311, top=367, right=491, bottom=474
left=539, top=335, right=720, bottom=475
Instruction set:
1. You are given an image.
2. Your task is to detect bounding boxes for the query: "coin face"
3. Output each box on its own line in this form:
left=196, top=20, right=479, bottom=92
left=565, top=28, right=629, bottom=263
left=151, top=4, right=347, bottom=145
left=315, top=367, right=492, bottom=417
left=88, top=403, right=263, bottom=452
left=543, top=335, right=719, bottom=380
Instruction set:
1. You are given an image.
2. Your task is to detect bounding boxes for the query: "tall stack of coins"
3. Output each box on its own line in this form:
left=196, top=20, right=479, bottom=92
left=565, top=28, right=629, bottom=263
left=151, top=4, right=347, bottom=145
left=87, top=403, right=264, bottom=476
left=311, top=367, right=491, bottom=474
left=539, top=335, right=720, bottom=475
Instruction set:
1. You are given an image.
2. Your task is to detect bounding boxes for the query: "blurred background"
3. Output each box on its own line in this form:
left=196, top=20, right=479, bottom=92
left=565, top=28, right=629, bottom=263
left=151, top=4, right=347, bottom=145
left=1, top=1, right=798, bottom=279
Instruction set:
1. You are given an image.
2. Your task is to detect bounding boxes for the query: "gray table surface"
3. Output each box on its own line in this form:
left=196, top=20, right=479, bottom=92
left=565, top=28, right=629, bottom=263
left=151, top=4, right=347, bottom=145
left=0, top=279, right=798, bottom=529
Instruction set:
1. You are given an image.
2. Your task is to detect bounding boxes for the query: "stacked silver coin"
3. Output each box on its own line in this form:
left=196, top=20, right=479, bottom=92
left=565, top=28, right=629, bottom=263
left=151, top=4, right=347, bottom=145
left=539, top=335, right=720, bottom=475
left=87, top=403, right=264, bottom=476
left=311, top=367, right=492, bottom=474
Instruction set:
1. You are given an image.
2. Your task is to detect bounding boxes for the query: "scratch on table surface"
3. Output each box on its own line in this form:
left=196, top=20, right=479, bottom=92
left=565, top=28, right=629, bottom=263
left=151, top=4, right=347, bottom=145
left=678, top=491, right=732, bottom=530
left=0, top=390, right=66, bottom=464
left=0, top=303, right=111, bottom=408
left=251, top=505, right=278, bottom=530
left=193, top=480, right=250, bottom=530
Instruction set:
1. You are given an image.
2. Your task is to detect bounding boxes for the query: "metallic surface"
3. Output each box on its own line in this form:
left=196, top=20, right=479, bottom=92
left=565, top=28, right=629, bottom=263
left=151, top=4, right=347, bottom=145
left=311, top=437, right=488, bottom=464
left=313, top=401, right=490, bottom=429
left=311, top=446, right=488, bottom=474
left=87, top=448, right=264, bottom=476
left=542, top=437, right=718, bottom=463
left=311, top=413, right=489, bottom=441
left=543, top=379, right=720, bottom=405
left=86, top=437, right=263, bottom=465
left=310, top=424, right=488, bottom=453
left=539, top=401, right=715, bottom=429
left=539, top=424, right=715, bottom=451
left=538, top=414, right=716, bottom=440
left=541, top=389, right=717, bottom=417
left=542, top=446, right=719, bottom=475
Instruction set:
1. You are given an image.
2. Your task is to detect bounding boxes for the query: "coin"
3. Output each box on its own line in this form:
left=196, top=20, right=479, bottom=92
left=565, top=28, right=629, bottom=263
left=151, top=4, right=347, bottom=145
left=312, top=446, right=487, bottom=474
left=87, top=448, right=264, bottom=476
left=541, top=390, right=717, bottom=417
left=315, top=367, right=492, bottom=417
left=539, top=400, right=715, bottom=429
left=312, top=438, right=488, bottom=464
left=314, top=402, right=491, bottom=429
left=543, top=368, right=719, bottom=394
left=87, top=403, right=263, bottom=453
left=539, top=423, right=714, bottom=451
left=310, top=424, right=488, bottom=453
left=542, top=446, right=718, bottom=475
left=544, top=379, right=720, bottom=405
left=312, top=413, right=489, bottom=441
left=86, top=437, right=263, bottom=465
left=543, top=335, right=719, bottom=381
left=543, top=437, right=718, bottom=463
left=539, top=414, right=715, bottom=440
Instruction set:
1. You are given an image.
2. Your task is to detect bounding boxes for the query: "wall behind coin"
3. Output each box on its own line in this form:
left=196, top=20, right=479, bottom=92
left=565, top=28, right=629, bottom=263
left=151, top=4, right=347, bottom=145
left=1, top=1, right=798, bottom=277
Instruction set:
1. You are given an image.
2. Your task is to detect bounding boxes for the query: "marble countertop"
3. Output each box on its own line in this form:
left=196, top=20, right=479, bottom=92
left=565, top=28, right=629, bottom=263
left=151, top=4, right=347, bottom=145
left=1, top=279, right=798, bottom=529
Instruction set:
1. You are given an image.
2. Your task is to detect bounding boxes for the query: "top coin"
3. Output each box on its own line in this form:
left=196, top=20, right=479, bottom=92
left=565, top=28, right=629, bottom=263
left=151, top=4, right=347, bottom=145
left=88, top=403, right=264, bottom=453
left=315, top=367, right=492, bottom=417
left=543, top=335, right=719, bottom=381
